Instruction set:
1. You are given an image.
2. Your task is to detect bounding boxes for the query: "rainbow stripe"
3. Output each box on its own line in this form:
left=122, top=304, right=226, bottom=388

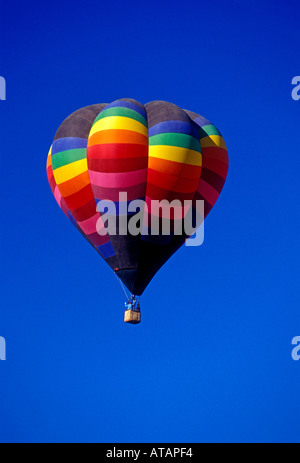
left=47, top=99, right=228, bottom=295
left=87, top=99, right=149, bottom=268
left=143, top=101, right=202, bottom=243
left=48, top=105, right=115, bottom=259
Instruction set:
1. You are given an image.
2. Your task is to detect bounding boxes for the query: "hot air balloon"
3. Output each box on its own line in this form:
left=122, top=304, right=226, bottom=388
left=46, top=99, right=228, bottom=324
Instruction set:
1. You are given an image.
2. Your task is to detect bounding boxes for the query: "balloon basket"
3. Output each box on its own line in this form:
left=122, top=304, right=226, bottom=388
left=124, top=309, right=141, bottom=324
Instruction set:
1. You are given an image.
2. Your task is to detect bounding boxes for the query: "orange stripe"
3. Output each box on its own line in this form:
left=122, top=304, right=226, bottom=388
left=58, top=171, right=91, bottom=197
left=149, top=156, right=201, bottom=180
left=46, top=154, right=52, bottom=168
left=88, top=129, right=148, bottom=147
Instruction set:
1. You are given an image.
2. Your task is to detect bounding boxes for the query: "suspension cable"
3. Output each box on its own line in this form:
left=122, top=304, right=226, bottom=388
left=114, top=271, right=130, bottom=302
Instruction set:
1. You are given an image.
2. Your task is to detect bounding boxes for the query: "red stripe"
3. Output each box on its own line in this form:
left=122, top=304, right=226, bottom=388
left=88, top=157, right=148, bottom=173
left=63, top=184, right=95, bottom=210
left=202, top=155, right=228, bottom=179
left=200, top=168, right=225, bottom=193
left=47, top=170, right=56, bottom=192
left=147, top=168, right=199, bottom=194
left=145, top=183, right=195, bottom=202
left=87, top=143, right=148, bottom=160
left=47, top=165, right=56, bottom=191
left=69, top=198, right=97, bottom=221
left=201, top=146, right=228, bottom=164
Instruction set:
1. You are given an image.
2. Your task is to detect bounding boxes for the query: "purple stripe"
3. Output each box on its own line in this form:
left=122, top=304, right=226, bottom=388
left=148, top=120, right=199, bottom=139
left=193, top=116, right=212, bottom=128
left=52, top=137, right=87, bottom=155
left=105, top=100, right=147, bottom=119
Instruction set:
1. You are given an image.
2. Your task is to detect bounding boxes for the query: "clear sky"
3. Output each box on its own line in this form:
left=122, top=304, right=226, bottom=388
left=0, top=0, right=299, bottom=443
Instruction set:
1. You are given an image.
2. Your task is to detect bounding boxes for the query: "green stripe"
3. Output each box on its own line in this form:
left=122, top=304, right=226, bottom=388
left=149, top=133, right=201, bottom=151
left=94, top=107, right=148, bottom=127
left=52, top=148, right=86, bottom=170
left=198, top=124, right=221, bottom=139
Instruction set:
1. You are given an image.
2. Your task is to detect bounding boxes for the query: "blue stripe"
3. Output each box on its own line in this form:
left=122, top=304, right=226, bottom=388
left=97, top=241, right=115, bottom=258
left=105, top=100, right=147, bottom=120
left=148, top=120, right=199, bottom=139
left=52, top=137, right=87, bottom=155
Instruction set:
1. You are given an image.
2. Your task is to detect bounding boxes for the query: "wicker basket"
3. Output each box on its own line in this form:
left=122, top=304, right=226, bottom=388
left=124, top=309, right=141, bottom=324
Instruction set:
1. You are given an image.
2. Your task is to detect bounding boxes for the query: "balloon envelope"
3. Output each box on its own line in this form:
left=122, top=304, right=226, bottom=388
left=47, top=99, right=228, bottom=295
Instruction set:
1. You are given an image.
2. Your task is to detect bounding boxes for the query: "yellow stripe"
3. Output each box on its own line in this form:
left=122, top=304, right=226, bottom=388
left=89, top=116, right=148, bottom=137
left=46, top=146, right=52, bottom=168
left=149, top=145, right=202, bottom=166
left=53, top=158, right=88, bottom=184
left=200, top=135, right=227, bottom=150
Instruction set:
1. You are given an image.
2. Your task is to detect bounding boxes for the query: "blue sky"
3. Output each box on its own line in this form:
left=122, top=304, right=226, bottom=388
left=0, top=0, right=299, bottom=443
